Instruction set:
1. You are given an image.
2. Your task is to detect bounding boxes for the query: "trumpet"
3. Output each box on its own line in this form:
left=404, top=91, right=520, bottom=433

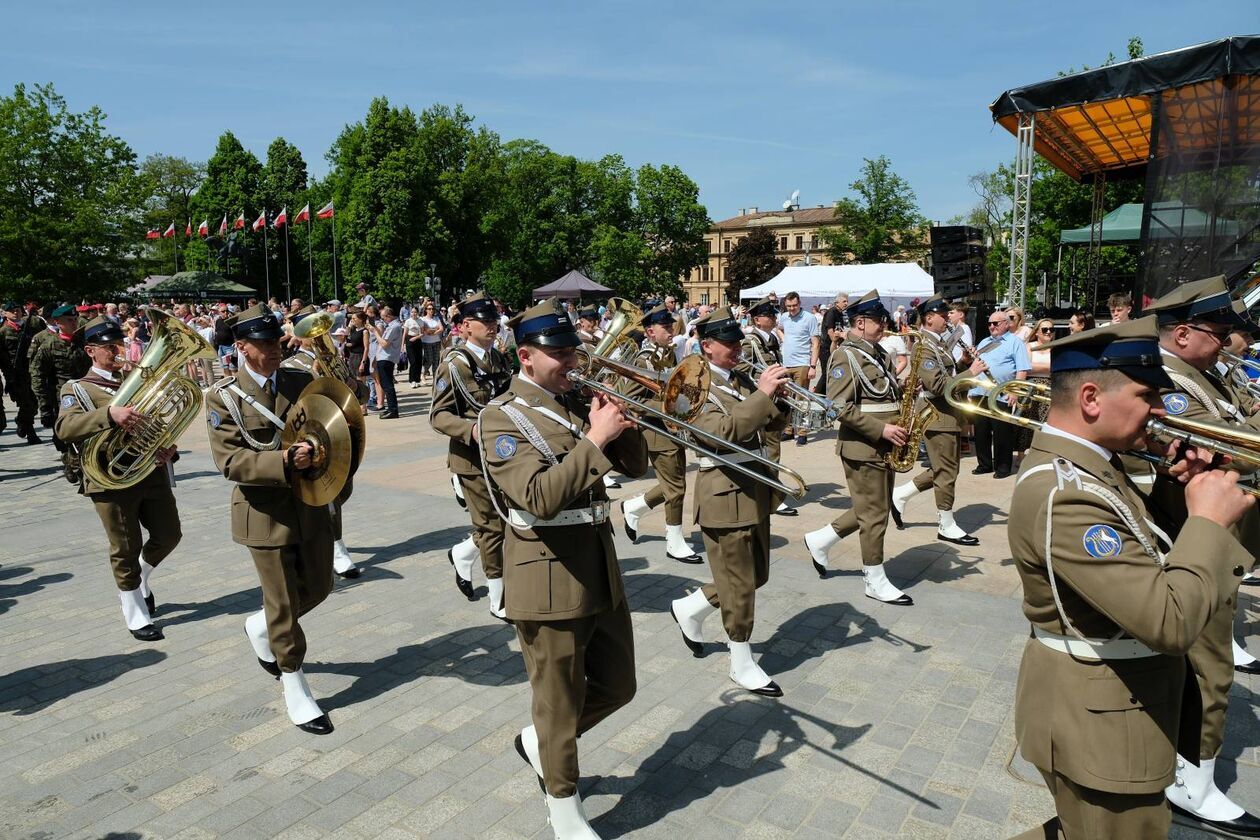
left=569, top=350, right=808, bottom=500
left=742, top=355, right=840, bottom=432
left=944, top=374, right=1260, bottom=496
left=1219, top=350, right=1260, bottom=401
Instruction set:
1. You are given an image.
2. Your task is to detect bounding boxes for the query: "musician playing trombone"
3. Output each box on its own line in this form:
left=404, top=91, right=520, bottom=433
left=669, top=306, right=792, bottom=696
left=741, top=295, right=798, bottom=517
left=620, top=303, right=704, bottom=564
left=890, top=295, right=986, bottom=546
left=803, top=289, right=914, bottom=605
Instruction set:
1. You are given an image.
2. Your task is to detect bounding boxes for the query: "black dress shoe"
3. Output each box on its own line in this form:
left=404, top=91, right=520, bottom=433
left=257, top=657, right=281, bottom=678
left=24, top=429, right=42, bottom=445
left=667, top=551, right=704, bottom=565
left=620, top=501, right=638, bottom=543
left=514, top=733, right=546, bottom=792
left=889, top=504, right=904, bottom=530
left=971, top=466, right=993, bottom=475
left=379, top=411, right=399, bottom=419
left=447, top=549, right=476, bottom=601
left=1171, top=802, right=1260, bottom=837
left=774, top=506, right=799, bottom=517
left=747, top=680, right=784, bottom=698
left=938, top=533, right=980, bottom=547
left=994, top=470, right=1011, bottom=479
left=670, top=605, right=704, bottom=657
left=336, top=568, right=362, bottom=579
left=130, top=624, right=163, bottom=642
left=144, top=592, right=156, bottom=616
left=866, top=592, right=915, bottom=606
left=297, top=714, right=334, bottom=735
left=1236, top=660, right=1260, bottom=675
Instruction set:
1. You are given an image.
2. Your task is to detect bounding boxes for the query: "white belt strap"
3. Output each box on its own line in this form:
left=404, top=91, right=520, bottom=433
left=514, top=396, right=581, bottom=436
left=1032, top=626, right=1157, bottom=660
left=227, top=384, right=286, bottom=429
left=859, top=402, right=898, bottom=413
left=507, top=501, right=610, bottom=528
left=697, top=448, right=768, bottom=470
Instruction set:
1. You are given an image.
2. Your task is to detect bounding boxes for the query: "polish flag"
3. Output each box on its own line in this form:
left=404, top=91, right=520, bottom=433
left=218, top=215, right=228, bottom=235
left=273, top=207, right=288, bottom=229
left=252, top=211, right=266, bottom=232
left=197, top=219, right=209, bottom=237
left=316, top=200, right=335, bottom=220
left=145, top=229, right=161, bottom=240
left=185, top=222, right=192, bottom=238
left=162, top=223, right=176, bottom=238
left=293, top=203, right=310, bottom=224
left=234, top=211, right=246, bottom=230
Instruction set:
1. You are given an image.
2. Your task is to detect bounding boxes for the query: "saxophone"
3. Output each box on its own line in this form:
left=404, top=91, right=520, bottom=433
left=883, top=332, right=938, bottom=473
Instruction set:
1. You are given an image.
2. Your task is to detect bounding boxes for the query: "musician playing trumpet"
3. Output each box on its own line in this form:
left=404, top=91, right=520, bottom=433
left=741, top=295, right=798, bottom=517
left=55, top=315, right=181, bottom=642
left=803, top=290, right=914, bottom=605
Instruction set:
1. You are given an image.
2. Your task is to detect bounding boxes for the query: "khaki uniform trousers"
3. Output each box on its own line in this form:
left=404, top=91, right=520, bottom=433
left=642, top=443, right=686, bottom=526
left=458, top=472, right=505, bottom=579
left=699, top=519, right=771, bottom=643
left=91, top=483, right=182, bottom=591
left=249, top=535, right=335, bottom=672
left=910, top=430, right=961, bottom=511
left=1189, top=602, right=1235, bottom=758
left=516, top=598, right=636, bottom=797
left=1009, top=768, right=1169, bottom=840
left=830, top=456, right=893, bottom=566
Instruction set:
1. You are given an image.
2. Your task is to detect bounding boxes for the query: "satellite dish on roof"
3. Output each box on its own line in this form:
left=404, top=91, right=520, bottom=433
left=783, top=189, right=801, bottom=211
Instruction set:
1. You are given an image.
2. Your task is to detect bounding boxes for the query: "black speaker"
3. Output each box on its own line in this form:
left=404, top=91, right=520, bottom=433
left=932, top=262, right=984, bottom=281
left=936, top=281, right=970, bottom=299
left=932, top=243, right=985, bottom=263
left=929, top=225, right=982, bottom=246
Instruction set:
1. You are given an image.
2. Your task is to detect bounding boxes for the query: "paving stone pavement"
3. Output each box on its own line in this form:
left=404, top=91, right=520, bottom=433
left=1, top=382, right=1257, bottom=839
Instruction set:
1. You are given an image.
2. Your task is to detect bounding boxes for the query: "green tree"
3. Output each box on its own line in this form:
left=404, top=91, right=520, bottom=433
left=0, top=82, right=149, bottom=301
left=190, top=131, right=263, bottom=288
left=136, top=153, right=205, bottom=277
left=630, top=163, right=709, bottom=298
left=724, top=227, right=785, bottom=300
left=817, top=156, right=926, bottom=265
left=262, top=138, right=310, bottom=301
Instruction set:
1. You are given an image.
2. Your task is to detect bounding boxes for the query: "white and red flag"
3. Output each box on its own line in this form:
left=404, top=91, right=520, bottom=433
left=234, top=211, right=246, bottom=230
left=197, top=219, right=209, bottom=237
left=252, top=211, right=266, bottom=232
left=218, top=215, right=228, bottom=235
left=145, top=229, right=161, bottom=240
left=316, top=200, right=334, bottom=220
left=162, top=223, right=175, bottom=238
left=293, top=203, right=310, bottom=224
left=273, top=207, right=287, bottom=229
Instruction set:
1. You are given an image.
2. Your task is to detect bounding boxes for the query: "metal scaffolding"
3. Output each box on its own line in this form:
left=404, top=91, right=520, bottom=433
left=1086, top=171, right=1106, bottom=309
left=1008, top=113, right=1034, bottom=306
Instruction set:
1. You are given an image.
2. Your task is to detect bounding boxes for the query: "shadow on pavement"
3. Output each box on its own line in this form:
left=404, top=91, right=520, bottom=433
left=592, top=693, right=933, bottom=837
left=807, top=481, right=853, bottom=512
left=157, top=585, right=263, bottom=628
left=310, top=622, right=526, bottom=709
left=623, top=571, right=713, bottom=614
left=955, top=502, right=1007, bottom=531
left=0, top=649, right=168, bottom=715
left=0, top=568, right=73, bottom=616
left=356, top=526, right=474, bottom=569
left=759, top=602, right=931, bottom=676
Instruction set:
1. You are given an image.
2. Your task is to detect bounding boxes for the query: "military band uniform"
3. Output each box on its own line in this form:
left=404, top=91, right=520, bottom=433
left=479, top=299, right=648, bottom=815
left=54, top=318, right=179, bottom=641
left=633, top=343, right=689, bottom=524
left=429, top=329, right=512, bottom=611
left=742, top=326, right=785, bottom=465
left=29, top=306, right=89, bottom=448
left=1, top=304, right=42, bottom=442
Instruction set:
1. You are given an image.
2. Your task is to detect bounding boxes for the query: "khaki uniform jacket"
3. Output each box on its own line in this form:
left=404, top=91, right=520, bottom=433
left=1, top=316, right=41, bottom=386
left=914, top=329, right=961, bottom=433
left=205, top=367, right=332, bottom=548
left=29, top=329, right=89, bottom=419
left=691, top=365, right=786, bottom=529
left=622, top=343, right=677, bottom=455
left=740, top=329, right=781, bottom=368
left=1011, top=430, right=1248, bottom=794
left=280, top=348, right=371, bottom=404
left=479, top=376, right=648, bottom=621
left=54, top=372, right=175, bottom=496
left=428, top=344, right=511, bottom=475
left=827, top=336, right=901, bottom=463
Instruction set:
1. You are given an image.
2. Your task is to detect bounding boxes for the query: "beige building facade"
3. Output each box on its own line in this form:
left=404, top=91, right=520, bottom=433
left=682, top=205, right=839, bottom=306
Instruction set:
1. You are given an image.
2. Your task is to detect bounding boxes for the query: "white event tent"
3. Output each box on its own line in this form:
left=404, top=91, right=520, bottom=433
left=738, top=264, right=936, bottom=311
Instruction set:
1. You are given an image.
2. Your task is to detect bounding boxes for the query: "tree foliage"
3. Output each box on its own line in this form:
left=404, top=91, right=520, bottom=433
left=0, top=83, right=149, bottom=301
left=724, top=227, right=786, bottom=299
left=817, top=156, right=926, bottom=265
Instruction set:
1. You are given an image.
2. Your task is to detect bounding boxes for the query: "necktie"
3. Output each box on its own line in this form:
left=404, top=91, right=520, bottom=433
left=263, top=379, right=274, bottom=398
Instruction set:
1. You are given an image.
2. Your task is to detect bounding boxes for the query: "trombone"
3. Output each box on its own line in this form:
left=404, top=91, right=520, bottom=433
left=569, top=350, right=809, bottom=500
left=944, top=373, right=1260, bottom=496
left=742, top=355, right=840, bottom=431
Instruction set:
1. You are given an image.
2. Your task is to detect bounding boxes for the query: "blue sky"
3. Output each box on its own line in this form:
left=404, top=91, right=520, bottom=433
left=2, top=2, right=1253, bottom=223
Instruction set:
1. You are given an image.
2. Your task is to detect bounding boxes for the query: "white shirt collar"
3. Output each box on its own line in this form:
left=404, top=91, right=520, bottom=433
left=91, top=366, right=120, bottom=382
left=754, top=327, right=772, bottom=342
left=241, top=360, right=277, bottom=392
left=708, top=362, right=732, bottom=382
left=465, top=341, right=489, bottom=360
left=1040, top=423, right=1113, bottom=462
left=518, top=370, right=563, bottom=398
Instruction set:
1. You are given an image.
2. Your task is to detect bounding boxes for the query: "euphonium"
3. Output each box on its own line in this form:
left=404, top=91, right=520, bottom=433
left=590, top=298, right=643, bottom=386
left=292, top=311, right=355, bottom=385
left=80, top=307, right=215, bottom=490
left=884, top=332, right=938, bottom=472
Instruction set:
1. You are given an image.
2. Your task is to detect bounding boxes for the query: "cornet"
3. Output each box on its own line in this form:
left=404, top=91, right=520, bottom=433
left=741, top=355, right=840, bottom=432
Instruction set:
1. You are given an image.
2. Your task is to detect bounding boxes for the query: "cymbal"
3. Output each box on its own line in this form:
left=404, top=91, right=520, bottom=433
left=299, top=377, right=366, bottom=474
left=281, top=392, right=352, bottom=506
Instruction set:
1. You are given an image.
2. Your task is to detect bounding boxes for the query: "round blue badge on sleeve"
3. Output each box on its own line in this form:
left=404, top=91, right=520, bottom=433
left=1082, top=524, right=1123, bottom=558
left=923, top=359, right=937, bottom=370
left=61, top=394, right=75, bottom=409
left=494, top=434, right=517, bottom=458
left=1162, top=393, right=1189, bottom=415
left=830, top=367, right=845, bottom=379
left=208, top=410, right=222, bottom=429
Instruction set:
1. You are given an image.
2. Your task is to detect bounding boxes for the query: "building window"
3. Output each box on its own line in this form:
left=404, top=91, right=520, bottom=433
left=723, top=239, right=730, bottom=253
left=795, top=235, right=803, bottom=250
left=779, top=236, right=788, bottom=251
left=810, top=235, right=819, bottom=249
left=700, top=292, right=710, bottom=305
left=708, top=239, right=714, bottom=253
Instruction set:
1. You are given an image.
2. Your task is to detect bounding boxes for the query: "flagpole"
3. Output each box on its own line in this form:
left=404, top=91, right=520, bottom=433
left=306, top=215, right=314, bottom=302
left=283, top=223, right=292, bottom=301
left=331, top=209, right=340, bottom=302
left=263, top=212, right=271, bottom=303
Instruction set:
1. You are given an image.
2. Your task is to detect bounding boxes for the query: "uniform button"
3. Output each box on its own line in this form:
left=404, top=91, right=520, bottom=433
left=1235, top=565, right=1246, bottom=577
left=1227, top=597, right=1234, bottom=606
left=591, top=468, right=599, bottom=475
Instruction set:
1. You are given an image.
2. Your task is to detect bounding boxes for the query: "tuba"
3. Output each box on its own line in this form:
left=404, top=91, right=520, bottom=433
left=80, top=307, right=215, bottom=490
left=884, top=332, right=938, bottom=472
left=292, top=311, right=355, bottom=386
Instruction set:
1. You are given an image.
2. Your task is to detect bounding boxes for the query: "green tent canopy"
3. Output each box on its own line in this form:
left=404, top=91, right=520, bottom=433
left=1059, top=202, right=1241, bottom=244
left=137, top=271, right=255, bottom=299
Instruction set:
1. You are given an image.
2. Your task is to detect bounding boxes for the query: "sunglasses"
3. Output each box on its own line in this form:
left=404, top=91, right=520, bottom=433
left=1038, top=327, right=1053, bottom=333
left=1186, top=324, right=1229, bottom=341
left=987, top=320, right=1004, bottom=326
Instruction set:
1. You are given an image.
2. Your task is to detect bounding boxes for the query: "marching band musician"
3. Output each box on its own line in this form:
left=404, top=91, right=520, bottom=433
left=281, top=305, right=363, bottom=580
left=205, top=304, right=336, bottom=736
left=55, top=315, right=180, bottom=642
left=890, top=295, right=984, bottom=546
left=428, top=292, right=514, bottom=619
left=803, top=289, right=914, bottom=605
left=1137, top=276, right=1260, bottom=834
left=620, top=303, right=703, bottom=564
left=740, top=295, right=798, bottom=517
left=1008, top=316, right=1253, bottom=840
left=478, top=298, right=647, bottom=839
left=668, top=306, right=792, bottom=696
left=576, top=307, right=602, bottom=347
left=30, top=303, right=90, bottom=453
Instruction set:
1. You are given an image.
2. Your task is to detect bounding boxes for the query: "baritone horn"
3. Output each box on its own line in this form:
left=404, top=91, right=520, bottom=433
left=570, top=350, right=809, bottom=500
